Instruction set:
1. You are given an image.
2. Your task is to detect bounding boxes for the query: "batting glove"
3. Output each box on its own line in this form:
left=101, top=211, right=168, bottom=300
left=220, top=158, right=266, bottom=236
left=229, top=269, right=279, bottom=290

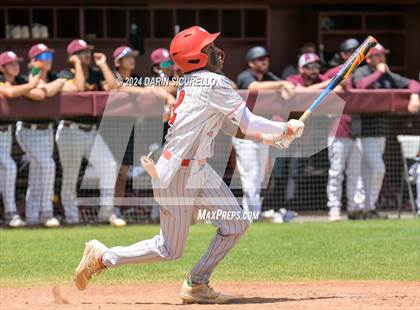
left=141, top=155, right=159, bottom=178
left=260, top=119, right=304, bottom=149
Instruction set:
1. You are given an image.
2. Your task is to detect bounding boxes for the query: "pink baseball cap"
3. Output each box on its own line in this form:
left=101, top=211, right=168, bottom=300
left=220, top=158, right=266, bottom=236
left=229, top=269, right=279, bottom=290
left=298, top=53, right=320, bottom=68
left=150, top=48, right=170, bottom=65
left=113, top=46, right=139, bottom=62
left=368, top=43, right=389, bottom=56
left=28, top=43, right=54, bottom=59
left=66, top=39, right=94, bottom=56
left=0, top=51, right=23, bottom=66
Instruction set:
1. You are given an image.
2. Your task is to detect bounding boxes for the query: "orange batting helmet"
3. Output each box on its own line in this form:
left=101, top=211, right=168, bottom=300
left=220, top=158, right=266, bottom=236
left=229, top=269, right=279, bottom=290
left=169, top=26, right=220, bottom=73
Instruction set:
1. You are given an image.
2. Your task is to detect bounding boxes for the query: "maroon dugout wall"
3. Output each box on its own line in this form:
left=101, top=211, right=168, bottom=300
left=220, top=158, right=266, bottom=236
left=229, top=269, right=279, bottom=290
left=1, top=1, right=419, bottom=80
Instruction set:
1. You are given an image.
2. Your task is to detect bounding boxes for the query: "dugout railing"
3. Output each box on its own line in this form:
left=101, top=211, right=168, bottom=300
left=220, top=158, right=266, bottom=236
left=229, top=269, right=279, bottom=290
left=0, top=90, right=419, bottom=223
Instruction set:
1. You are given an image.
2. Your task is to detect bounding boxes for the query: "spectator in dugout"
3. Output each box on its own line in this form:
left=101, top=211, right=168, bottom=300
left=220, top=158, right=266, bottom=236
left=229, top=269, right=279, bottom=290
left=323, top=39, right=364, bottom=221
left=233, top=46, right=294, bottom=219
left=15, top=44, right=68, bottom=227
left=55, top=39, right=126, bottom=226
left=287, top=52, right=330, bottom=89
left=0, top=50, right=41, bottom=227
left=150, top=48, right=175, bottom=80
left=353, top=43, right=420, bottom=219
left=149, top=48, right=178, bottom=139
left=0, top=48, right=64, bottom=227
left=279, top=53, right=330, bottom=212
left=281, top=42, right=317, bottom=80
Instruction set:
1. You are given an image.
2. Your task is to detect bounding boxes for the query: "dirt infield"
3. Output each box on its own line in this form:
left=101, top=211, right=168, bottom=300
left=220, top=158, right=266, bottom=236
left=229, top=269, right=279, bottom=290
left=1, top=281, right=419, bottom=310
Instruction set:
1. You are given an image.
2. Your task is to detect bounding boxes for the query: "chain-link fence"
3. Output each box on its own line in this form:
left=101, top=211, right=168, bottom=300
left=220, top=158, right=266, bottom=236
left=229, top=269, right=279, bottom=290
left=1, top=91, right=419, bottom=224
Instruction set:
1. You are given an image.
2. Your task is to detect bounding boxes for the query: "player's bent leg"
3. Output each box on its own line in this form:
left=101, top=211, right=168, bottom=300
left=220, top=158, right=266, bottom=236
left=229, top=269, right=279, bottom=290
left=184, top=165, right=249, bottom=304
left=101, top=204, right=193, bottom=266
left=75, top=240, right=109, bottom=290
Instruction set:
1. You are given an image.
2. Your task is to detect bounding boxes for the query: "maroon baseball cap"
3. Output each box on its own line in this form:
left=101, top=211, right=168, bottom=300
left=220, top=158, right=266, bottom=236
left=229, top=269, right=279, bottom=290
left=150, top=48, right=170, bottom=65
left=66, top=39, right=94, bottom=56
left=28, top=43, right=54, bottom=59
left=368, top=43, right=390, bottom=56
left=298, top=52, right=320, bottom=68
left=113, top=46, right=139, bottom=62
left=0, top=51, right=23, bottom=66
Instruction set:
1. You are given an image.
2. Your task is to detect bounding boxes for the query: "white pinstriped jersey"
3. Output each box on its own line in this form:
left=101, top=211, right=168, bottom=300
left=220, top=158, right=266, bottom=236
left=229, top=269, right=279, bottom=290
left=166, top=70, right=244, bottom=159
left=154, top=70, right=246, bottom=186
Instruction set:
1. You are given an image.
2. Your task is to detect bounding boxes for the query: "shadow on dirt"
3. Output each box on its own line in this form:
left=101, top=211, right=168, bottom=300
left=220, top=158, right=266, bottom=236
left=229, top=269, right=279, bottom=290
left=99, top=295, right=341, bottom=306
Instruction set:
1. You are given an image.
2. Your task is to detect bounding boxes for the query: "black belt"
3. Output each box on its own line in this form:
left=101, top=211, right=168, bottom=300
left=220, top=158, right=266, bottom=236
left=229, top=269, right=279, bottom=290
left=0, top=125, right=10, bottom=132
left=62, top=121, right=94, bottom=132
left=22, top=123, right=52, bottom=130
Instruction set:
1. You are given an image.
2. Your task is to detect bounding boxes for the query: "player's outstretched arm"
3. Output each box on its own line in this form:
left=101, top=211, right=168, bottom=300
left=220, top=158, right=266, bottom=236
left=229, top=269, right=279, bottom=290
left=210, top=74, right=304, bottom=149
left=231, top=105, right=304, bottom=149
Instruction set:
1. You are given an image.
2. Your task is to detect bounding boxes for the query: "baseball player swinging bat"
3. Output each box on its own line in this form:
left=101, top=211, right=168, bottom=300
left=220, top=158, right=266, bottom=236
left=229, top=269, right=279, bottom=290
left=75, top=26, right=311, bottom=305
left=299, top=36, right=378, bottom=122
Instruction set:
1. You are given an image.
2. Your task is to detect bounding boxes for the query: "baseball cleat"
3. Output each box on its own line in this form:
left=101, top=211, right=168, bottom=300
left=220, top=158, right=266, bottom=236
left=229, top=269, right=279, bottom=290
left=364, top=210, right=388, bottom=220
left=328, top=207, right=341, bottom=222
left=8, top=215, right=26, bottom=228
left=179, top=278, right=235, bottom=304
left=347, top=210, right=365, bottom=220
left=75, top=240, right=108, bottom=290
left=43, top=217, right=60, bottom=227
left=272, top=212, right=284, bottom=224
left=109, top=214, right=127, bottom=227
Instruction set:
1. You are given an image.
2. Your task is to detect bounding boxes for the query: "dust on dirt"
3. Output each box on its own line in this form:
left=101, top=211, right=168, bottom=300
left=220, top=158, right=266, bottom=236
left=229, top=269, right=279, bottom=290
left=1, top=281, right=419, bottom=310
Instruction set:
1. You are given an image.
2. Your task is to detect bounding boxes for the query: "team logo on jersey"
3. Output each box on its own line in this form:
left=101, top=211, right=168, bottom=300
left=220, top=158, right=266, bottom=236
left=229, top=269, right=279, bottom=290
left=169, top=90, right=185, bottom=126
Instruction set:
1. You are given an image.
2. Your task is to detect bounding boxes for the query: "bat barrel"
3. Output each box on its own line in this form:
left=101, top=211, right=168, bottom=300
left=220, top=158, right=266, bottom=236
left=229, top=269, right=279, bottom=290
left=298, top=36, right=378, bottom=123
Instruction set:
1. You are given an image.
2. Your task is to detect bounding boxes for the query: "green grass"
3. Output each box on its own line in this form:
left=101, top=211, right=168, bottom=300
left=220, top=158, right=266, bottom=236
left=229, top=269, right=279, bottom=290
left=1, top=220, right=419, bottom=287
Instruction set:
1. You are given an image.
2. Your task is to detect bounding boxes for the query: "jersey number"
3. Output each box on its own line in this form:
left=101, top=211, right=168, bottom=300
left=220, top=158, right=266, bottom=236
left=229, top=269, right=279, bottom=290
left=168, top=90, right=185, bottom=126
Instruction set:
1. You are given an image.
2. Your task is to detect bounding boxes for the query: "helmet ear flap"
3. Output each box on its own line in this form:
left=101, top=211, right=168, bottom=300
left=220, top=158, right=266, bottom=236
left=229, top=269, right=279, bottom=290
left=186, top=52, right=208, bottom=69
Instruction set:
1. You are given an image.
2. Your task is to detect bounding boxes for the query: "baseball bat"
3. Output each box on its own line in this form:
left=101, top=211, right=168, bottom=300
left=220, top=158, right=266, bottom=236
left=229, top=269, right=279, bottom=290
left=299, top=36, right=378, bottom=122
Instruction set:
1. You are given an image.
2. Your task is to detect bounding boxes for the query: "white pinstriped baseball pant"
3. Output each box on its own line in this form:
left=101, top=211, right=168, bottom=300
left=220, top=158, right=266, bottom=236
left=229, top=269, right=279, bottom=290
left=55, top=122, right=118, bottom=223
left=0, top=127, right=18, bottom=219
left=360, top=137, right=386, bottom=211
left=232, top=138, right=269, bottom=213
left=327, top=137, right=364, bottom=212
left=16, top=124, right=56, bottom=223
left=102, top=162, right=250, bottom=284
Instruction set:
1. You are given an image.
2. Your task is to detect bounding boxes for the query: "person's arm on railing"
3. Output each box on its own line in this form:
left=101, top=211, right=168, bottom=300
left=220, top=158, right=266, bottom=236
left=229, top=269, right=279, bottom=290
left=0, top=74, right=44, bottom=100
left=383, top=71, right=420, bottom=113
left=38, top=78, right=66, bottom=97
left=353, top=64, right=387, bottom=89
left=299, top=79, right=331, bottom=90
left=248, top=80, right=295, bottom=91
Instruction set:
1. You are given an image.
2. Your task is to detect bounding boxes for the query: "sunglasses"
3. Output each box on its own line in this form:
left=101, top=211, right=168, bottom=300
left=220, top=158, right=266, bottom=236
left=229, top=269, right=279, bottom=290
left=304, top=63, right=320, bottom=70
left=160, top=60, right=174, bottom=69
left=36, top=52, right=53, bottom=61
